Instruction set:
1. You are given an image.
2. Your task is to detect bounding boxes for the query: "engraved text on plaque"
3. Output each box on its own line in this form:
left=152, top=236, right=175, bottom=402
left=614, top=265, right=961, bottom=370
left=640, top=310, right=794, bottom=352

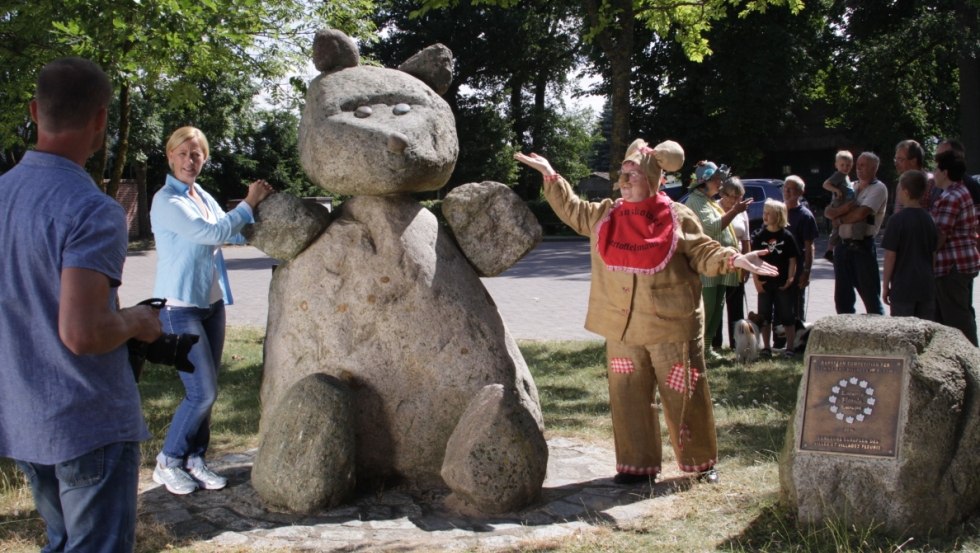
left=799, top=355, right=904, bottom=457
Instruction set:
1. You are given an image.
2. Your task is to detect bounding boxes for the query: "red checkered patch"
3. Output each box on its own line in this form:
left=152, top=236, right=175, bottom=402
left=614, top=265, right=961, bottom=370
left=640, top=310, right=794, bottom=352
left=609, top=357, right=635, bottom=374
left=666, top=363, right=700, bottom=397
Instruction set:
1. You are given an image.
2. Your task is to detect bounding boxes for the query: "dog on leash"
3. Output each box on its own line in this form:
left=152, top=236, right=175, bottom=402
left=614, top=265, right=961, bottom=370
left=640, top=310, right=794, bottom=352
left=733, top=313, right=763, bottom=363
left=775, top=319, right=814, bottom=353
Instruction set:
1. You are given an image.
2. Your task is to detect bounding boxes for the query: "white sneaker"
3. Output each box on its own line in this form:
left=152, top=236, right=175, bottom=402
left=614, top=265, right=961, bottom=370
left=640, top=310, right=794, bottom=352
left=153, top=465, right=198, bottom=495
left=187, top=464, right=227, bottom=490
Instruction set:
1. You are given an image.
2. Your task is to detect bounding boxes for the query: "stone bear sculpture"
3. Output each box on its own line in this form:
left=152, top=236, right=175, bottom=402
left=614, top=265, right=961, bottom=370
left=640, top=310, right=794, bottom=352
left=248, top=29, right=547, bottom=515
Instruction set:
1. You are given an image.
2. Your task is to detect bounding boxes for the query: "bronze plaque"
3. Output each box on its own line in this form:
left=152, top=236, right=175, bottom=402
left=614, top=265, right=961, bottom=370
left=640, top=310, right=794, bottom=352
left=799, top=355, right=905, bottom=457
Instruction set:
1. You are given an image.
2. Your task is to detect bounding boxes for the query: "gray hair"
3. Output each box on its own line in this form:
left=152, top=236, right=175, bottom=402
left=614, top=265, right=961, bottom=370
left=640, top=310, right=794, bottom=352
left=859, top=151, right=881, bottom=171
left=784, top=174, right=805, bottom=192
left=720, top=176, right=745, bottom=197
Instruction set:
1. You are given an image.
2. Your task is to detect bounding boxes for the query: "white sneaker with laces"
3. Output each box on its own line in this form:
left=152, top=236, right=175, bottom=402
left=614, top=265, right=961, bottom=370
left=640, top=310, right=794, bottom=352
left=187, top=464, right=227, bottom=490
left=153, top=465, right=198, bottom=495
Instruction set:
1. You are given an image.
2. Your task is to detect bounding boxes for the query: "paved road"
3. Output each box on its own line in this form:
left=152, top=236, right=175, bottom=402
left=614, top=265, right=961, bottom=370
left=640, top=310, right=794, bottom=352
left=121, top=233, right=966, bottom=347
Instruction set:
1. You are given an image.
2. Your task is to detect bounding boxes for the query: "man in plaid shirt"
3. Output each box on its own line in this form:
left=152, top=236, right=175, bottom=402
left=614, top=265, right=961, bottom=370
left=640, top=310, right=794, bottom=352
left=931, top=149, right=979, bottom=346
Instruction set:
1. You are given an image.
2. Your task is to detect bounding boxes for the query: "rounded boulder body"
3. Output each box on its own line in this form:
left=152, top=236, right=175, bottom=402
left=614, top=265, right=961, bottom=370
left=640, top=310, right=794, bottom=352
left=260, top=195, right=543, bottom=488
left=251, top=373, right=356, bottom=513
left=779, top=315, right=980, bottom=537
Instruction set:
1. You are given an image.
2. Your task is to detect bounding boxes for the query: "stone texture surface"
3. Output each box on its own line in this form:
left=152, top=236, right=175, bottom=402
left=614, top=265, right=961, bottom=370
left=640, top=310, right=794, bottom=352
left=441, top=384, right=548, bottom=513
left=312, top=28, right=359, bottom=72
left=243, top=193, right=331, bottom=261
left=261, top=195, right=543, bottom=490
left=442, top=181, right=542, bottom=277
left=397, top=43, right=453, bottom=95
left=779, top=314, right=980, bottom=536
left=140, top=438, right=698, bottom=550
left=251, top=374, right=355, bottom=513
left=298, top=65, right=458, bottom=196
left=260, top=30, right=544, bottom=515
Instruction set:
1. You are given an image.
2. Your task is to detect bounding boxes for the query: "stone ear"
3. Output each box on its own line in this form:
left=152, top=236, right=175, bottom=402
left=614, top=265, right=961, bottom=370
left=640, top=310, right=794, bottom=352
left=398, top=44, right=453, bottom=95
left=312, top=29, right=360, bottom=72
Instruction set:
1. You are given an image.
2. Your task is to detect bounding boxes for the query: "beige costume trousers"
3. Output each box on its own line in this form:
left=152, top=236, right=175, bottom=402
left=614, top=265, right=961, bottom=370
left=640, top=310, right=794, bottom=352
left=605, top=339, right=718, bottom=475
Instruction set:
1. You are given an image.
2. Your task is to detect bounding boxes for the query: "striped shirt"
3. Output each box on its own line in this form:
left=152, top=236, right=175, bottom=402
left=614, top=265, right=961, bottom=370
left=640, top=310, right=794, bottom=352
left=684, top=188, right=740, bottom=287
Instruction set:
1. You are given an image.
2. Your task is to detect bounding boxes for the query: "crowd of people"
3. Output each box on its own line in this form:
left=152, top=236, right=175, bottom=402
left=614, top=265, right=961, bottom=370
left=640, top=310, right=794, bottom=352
left=687, top=139, right=979, bottom=355
left=2, top=55, right=979, bottom=551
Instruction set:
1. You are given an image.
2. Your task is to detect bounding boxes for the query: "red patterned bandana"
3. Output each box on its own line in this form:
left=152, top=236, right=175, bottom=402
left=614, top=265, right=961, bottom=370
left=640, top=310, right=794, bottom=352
left=595, top=193, right=677, bottom=273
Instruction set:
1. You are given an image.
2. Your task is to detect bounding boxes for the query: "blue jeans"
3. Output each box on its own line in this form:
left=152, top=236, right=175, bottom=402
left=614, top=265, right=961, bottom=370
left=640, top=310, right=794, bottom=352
left=16, top=441, right=140, bottom=553
left=833, top=239, right=884, bottom=315
left=158, top=301, right=225, bottom=469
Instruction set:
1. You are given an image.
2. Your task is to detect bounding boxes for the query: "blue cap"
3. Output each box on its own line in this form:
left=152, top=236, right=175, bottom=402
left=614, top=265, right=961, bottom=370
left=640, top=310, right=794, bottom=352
left=691, top=161, right=730, bottom=188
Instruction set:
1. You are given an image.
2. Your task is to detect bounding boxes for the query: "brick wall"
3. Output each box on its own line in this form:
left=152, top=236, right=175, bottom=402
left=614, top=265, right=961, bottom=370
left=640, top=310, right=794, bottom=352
left=112, top=179, right=139, bottom=238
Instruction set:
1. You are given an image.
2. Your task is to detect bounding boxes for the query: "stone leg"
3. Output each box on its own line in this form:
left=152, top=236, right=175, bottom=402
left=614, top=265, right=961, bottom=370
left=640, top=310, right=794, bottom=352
left=252, top=374, right=356, bottom=514
left=441, top=384, right=548, bottom=514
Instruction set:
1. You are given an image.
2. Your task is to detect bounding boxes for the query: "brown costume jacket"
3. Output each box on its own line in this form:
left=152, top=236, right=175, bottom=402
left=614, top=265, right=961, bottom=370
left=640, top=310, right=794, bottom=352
left=543, top=177, right=739, bottom=346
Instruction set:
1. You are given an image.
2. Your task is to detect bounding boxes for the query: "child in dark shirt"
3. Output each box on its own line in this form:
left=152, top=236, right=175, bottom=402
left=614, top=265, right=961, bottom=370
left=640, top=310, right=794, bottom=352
left=751, top=199, right=801, bottom=357
left=881, top=170, right=938, bottom=319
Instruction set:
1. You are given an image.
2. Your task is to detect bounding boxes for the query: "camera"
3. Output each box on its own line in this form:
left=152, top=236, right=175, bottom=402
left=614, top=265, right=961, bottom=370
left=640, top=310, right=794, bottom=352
left=127, top=298, right=199, bottom=382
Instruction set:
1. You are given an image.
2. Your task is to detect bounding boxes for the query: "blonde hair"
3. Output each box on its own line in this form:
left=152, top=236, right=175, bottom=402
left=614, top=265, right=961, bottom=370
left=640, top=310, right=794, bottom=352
left=835, top=150, right=853, bottom=163
left=763, top=198, right=789, bottom=228
left=166, top=126, right=210, bottom=163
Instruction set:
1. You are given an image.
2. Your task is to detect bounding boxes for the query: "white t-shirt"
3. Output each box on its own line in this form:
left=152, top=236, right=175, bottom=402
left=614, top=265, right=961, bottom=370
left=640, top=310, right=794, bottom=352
left=840, top=179, right=888, bottom=239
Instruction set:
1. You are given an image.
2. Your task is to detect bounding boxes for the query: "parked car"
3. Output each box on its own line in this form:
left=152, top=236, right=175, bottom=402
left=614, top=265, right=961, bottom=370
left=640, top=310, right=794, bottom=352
left=661, top=183, right=688, bottom=202
left=677, top=178, right=784, bottom=232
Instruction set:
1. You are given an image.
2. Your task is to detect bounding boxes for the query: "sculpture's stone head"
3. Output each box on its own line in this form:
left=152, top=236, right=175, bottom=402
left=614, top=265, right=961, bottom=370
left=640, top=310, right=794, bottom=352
left=299, top=29, right=459, bottom=196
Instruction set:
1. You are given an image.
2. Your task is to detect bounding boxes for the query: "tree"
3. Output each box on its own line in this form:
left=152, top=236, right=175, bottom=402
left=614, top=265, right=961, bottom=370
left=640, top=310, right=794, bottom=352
left=370, top=0, right=590, bottom=198
left=821, top=0, right=978, bottom=175
left=420, top=0, right=803, bottom=175
left=629, top=2, right=827, bottom=175
left=0, top=0, right=377, bottom=192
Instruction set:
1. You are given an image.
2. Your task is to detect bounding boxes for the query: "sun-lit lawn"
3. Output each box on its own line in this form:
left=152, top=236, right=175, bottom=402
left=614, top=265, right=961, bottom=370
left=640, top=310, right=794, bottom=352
left=2, top=332, right=979, bottom=552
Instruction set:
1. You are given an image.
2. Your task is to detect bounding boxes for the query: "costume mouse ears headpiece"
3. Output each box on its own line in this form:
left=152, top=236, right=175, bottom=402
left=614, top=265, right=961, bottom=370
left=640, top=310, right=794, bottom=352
left=616, top=139, right=684, bottom=190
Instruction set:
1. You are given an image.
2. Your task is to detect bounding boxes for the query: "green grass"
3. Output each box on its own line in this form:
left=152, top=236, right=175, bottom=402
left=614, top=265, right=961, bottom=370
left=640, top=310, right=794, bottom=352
left=3, top=334, right=980, bottom=552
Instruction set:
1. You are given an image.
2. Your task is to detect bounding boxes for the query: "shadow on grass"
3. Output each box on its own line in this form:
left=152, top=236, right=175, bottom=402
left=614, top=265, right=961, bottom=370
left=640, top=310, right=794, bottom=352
left=718, top=500, right=980, bottom=553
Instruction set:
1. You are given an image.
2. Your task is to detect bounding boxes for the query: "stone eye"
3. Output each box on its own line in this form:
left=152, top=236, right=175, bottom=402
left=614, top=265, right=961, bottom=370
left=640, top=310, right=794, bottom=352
left=354, top=106, right=373, bottom=118
left=393, top=103, right=411, bottom=115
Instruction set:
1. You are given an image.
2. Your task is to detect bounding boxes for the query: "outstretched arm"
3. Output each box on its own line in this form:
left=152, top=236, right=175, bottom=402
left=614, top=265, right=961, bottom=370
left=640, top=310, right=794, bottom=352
left=514, top=152, right=556, bottom=177
left=734, top=250, right=779, bottom=277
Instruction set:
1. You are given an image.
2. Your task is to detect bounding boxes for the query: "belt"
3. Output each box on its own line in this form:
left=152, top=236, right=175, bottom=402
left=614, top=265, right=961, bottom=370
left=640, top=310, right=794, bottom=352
left=841, top=236, right=872, bottom=244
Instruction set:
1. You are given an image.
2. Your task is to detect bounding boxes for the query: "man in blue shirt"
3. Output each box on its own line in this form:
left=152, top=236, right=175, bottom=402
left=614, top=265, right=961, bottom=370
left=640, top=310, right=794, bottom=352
left=784, top=175, right=819, bottom=322
left=0, top=58, right=162, bottom=552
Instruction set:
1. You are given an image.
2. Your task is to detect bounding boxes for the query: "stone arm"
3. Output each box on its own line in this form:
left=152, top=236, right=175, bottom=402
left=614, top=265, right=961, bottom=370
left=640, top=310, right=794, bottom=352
left=442, top=181, right=542, bottom=277
left=242, top=194, right=333, bottom=261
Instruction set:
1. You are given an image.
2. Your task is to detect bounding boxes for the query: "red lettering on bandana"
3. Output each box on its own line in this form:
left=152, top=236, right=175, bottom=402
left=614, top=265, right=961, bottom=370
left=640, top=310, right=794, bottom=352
left=595, top=193, right=677, bottom=273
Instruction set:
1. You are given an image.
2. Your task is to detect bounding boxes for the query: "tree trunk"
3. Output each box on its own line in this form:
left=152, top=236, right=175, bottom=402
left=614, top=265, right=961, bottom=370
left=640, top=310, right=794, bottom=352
left=89, top=143, right=108, bottom=193
left=961, top=52, right=980, bottom=174
left=135, top=160, right=151, bottom=239
left=107, top=83, right=131, bottom=199
left=957, top=4, right=980, bottom=174
left=510, top=75, right=533, bottom=199
left=529, top=74, right=548, bottom=199
left=584, top=0, right=634, bottom=177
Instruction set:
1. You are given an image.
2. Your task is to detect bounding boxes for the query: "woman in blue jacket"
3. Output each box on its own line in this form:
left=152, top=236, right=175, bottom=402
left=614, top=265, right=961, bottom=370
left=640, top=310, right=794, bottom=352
left=150, top=126, right=272, bottom=494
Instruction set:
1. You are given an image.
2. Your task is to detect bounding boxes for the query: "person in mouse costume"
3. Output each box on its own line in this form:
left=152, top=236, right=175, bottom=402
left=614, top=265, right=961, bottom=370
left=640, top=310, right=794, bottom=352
left=516, top=140, right=777, bottom=484
left=247, top=30, right=547, bottom=515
